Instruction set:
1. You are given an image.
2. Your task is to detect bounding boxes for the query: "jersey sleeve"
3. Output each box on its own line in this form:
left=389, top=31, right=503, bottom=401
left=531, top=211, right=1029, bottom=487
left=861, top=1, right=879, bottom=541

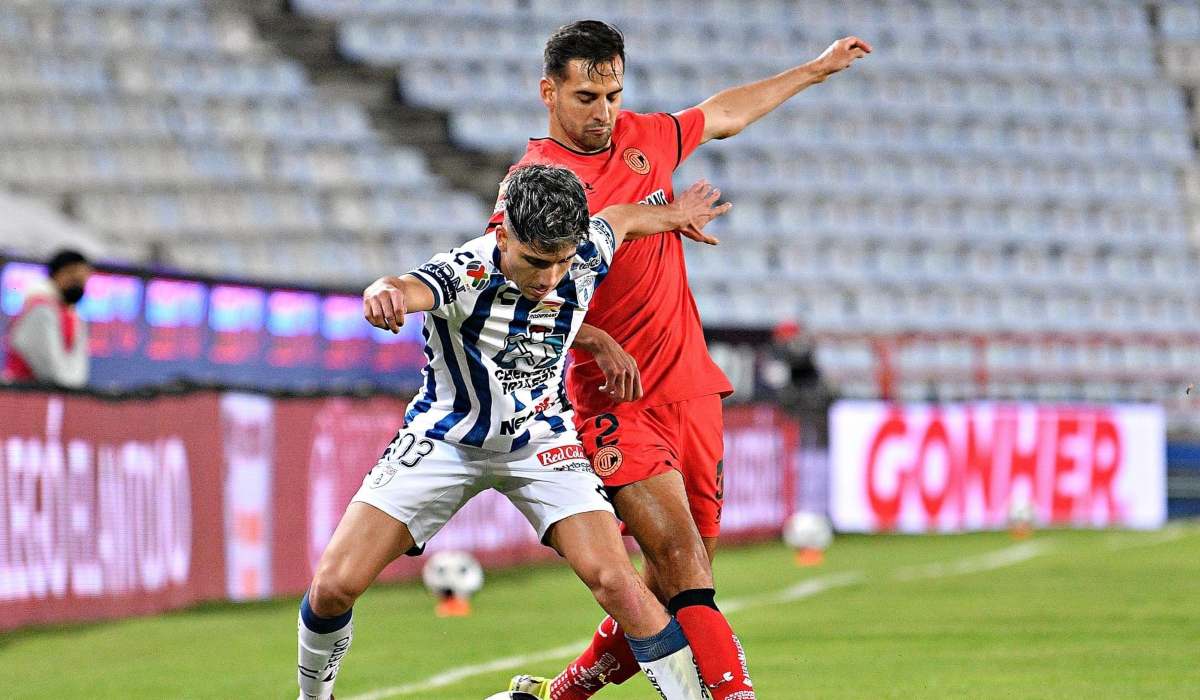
left=633, top=109, right=706, bottom=172
left=587, top=216, right=617, bottom=265
left=670, top=107, right=706, bottom=167
left=407, top=245, right=487, bottom=317
left=573, top=216, right=616, bottom=286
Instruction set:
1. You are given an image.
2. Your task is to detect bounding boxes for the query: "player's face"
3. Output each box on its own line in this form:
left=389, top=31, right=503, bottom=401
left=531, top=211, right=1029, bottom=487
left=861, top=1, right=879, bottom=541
left=541, top=57, right=624, bottom=152
left=496, top=226, right=577, bottom=300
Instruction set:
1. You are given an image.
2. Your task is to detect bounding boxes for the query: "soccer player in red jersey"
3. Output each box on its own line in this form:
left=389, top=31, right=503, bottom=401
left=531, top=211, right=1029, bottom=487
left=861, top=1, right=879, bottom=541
left=490, top=21, right=871, bottom=700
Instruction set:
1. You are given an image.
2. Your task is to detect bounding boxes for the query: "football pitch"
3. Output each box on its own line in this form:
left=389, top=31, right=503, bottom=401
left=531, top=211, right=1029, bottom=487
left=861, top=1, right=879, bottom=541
left=5, top=525, right=1197, bottom=699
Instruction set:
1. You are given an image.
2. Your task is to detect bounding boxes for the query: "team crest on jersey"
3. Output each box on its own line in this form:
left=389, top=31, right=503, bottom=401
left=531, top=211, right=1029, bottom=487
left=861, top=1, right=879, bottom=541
left=577, top=274, right=596, bottom=307
left=496, top=326, right=565, bottom=371
left=463, top=261, right=489, bottom=290
left=623, top=147, right=651, bottom=175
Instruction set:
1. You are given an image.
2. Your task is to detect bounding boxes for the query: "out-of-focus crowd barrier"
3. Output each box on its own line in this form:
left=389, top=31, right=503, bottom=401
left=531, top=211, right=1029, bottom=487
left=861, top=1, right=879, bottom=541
left=0, top=388, right=797, bottom=632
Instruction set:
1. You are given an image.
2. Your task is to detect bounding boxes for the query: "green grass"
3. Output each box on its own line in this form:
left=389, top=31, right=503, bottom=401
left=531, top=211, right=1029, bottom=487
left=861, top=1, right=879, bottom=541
left=4, top=526, right=1198, bottom=699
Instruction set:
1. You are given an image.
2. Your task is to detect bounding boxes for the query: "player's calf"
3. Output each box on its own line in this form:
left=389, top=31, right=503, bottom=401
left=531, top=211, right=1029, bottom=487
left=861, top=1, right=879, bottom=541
left=551, top=511, right=707, bottom=699
left=547, top=616, right=640, bottom=698
left=297, top=590, right=353, bottom=700
left=669, top=588, right=754, bottom=700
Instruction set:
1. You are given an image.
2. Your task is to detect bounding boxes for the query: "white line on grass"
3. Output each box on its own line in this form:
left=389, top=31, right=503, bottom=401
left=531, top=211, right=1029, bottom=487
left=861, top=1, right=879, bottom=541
left=1105, top=522, right=1198, bottom=551
left=890, top=540, right=1055, bottom=582
left=340, top=641, right=586, bottom=700
left=721, top=571, right=865, bottom=614
left=344, top=541, right=1057, bottom=700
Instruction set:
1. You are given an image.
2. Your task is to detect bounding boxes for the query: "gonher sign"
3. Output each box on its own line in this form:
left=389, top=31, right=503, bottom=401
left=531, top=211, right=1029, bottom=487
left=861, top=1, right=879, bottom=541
left=830, top=402, right=1165, bottom=532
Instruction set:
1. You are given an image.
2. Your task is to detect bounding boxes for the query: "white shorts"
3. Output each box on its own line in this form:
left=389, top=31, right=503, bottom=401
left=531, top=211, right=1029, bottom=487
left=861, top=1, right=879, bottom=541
left=351, top=428, right=613, bottom=552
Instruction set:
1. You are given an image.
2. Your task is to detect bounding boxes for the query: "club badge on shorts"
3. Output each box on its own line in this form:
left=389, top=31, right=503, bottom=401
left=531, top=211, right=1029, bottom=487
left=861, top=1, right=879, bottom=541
left=367, top=463, right=399, bottom=489
left=592, top=445, right=623, bottom=477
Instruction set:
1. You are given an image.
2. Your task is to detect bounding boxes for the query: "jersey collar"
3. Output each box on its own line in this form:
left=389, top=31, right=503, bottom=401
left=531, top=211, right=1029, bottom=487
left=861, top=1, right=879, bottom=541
left=528, top=136, right=613, bottom=157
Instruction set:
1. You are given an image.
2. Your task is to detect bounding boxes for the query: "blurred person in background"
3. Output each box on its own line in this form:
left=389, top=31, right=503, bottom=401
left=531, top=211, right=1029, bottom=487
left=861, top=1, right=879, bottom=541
left=2, top=249, right=92, bottom=388
left=759, top=320, right=836, bottom=448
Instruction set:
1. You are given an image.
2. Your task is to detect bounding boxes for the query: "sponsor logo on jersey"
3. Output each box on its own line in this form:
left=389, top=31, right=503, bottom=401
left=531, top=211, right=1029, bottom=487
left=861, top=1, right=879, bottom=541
left=464, top=260, right=490, bottom=291
left=530, top=299, right=563, bottom=319
left=494, top=366, right=556, bottom=394
left=573, top=255, right=601, bottom=272
left=537, top=443, right=586, bottom=467
left=500, top=395, right=555, bottom=435
left=640, top=188, right=668, bottom=206
left=622, top=147, right=651, bottom=175
left=418, top=261, right=466, bottom=303
left=500, top=411, right=533, bottom=435
left=593, top=445, right=623, bottom=477
left=496, top=326, right=565, bottom=372
left=554, top=460, right=596, bottom=474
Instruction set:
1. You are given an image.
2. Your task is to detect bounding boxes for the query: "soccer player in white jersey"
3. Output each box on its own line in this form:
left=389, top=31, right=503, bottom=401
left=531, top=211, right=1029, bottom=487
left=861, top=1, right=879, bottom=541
left=296, top=164, right=730, bottom=700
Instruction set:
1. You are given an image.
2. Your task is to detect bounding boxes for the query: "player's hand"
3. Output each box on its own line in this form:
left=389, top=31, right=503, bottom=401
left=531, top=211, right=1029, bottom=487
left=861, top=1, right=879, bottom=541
left=672, top=179, right=732, bottom=245
left=576, top=326, right=643, bottom=403
left=815, top=36, right=872, bottom=75
left=363, top=277, right=407, bottom=333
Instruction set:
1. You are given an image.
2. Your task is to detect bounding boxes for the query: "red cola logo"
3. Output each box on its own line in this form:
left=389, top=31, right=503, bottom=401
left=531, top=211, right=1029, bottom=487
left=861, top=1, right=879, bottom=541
left=864, top=405, right=1123, bottom=530
left=537, top=444, right=586, bottom=467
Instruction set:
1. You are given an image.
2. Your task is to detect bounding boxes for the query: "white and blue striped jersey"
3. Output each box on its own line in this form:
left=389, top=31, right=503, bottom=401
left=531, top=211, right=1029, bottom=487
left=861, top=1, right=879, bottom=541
left=403, top=217, right=616, bottom=452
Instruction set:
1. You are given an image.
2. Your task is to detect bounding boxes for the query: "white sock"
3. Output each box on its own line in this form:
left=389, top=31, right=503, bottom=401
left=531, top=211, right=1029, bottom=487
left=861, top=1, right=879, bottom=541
left=639, top=645, right=708, bottom=700
left=297, top=596, right=353, bottom=700
left=627, top=618, right=708, bottom=700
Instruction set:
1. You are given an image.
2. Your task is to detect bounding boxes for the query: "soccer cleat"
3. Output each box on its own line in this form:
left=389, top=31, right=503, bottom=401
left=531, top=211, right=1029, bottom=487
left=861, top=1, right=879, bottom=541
left=507, top=674, right=551, bottom=700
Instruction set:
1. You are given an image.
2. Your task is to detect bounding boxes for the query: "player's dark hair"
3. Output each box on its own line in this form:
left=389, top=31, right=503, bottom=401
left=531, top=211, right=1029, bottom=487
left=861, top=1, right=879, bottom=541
left=543, top=20, right=625, bottom=82
left=47, top=249, right=89, bottom=276
left=503, top=165, right=590, bottom=254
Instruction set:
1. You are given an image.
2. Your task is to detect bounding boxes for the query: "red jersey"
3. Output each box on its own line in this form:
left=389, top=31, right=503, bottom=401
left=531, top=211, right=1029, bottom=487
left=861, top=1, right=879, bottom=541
left=487, top=108, right=732, bottom=418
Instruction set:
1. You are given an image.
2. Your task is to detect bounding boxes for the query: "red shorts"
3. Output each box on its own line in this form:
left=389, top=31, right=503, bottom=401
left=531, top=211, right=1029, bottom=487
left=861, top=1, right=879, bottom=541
left=577, top=394, right=724, bottom=538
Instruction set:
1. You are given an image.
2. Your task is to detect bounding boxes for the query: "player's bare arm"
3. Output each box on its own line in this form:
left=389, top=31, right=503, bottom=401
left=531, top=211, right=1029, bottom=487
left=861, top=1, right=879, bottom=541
left=697, top=35, right=872, bottom=143
left=362, top=275, right=436, bottom=333
left=572, top=324, right=643, bottom=403
left=599, top=179, right=732, bottom=247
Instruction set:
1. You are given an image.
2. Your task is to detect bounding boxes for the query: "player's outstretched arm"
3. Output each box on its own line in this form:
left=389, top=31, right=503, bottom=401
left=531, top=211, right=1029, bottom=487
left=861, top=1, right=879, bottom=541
left=696, top=35, right=871, bottom=143
left=598, top=179, right=732, bottom=247
left=362, top=274, right=436, bottom=333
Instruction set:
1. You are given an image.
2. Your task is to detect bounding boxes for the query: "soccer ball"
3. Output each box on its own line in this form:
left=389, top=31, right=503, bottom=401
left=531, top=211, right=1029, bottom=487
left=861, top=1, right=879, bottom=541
left=422, top=550, right=484, bottom=600
left=783, top=511, right=833, bottom=551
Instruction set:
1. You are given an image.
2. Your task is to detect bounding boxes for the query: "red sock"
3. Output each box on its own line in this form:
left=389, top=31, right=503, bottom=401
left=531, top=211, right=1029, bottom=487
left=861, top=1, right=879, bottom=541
left=550, top=616, right=640, bottom=700
left=672, top=589, right=755, bottom=700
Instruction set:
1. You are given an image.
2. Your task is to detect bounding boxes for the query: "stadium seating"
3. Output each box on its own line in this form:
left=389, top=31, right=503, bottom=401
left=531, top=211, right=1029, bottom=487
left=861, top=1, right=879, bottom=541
left=0, top=0, right=487, bottom=285
left=293, top=0, right=1200, bottom=424
left=1, top=0, right=1198, bottom=427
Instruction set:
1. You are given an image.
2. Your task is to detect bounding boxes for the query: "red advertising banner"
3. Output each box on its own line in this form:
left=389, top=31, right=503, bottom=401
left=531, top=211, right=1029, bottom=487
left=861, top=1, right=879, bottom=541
left=0, top=390, right=225, bottom=632
left=830, top=401, right=1166, bottom=533
left=1, top=388, right=800, bottom=629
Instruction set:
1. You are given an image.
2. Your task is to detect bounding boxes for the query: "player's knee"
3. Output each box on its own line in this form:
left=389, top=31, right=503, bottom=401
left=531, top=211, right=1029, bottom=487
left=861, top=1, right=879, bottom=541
left=644, top=541, right=711, bottom=589
left=309, top=569, right=365, bottom=618
left=585, top=564, right=642, bottom=613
